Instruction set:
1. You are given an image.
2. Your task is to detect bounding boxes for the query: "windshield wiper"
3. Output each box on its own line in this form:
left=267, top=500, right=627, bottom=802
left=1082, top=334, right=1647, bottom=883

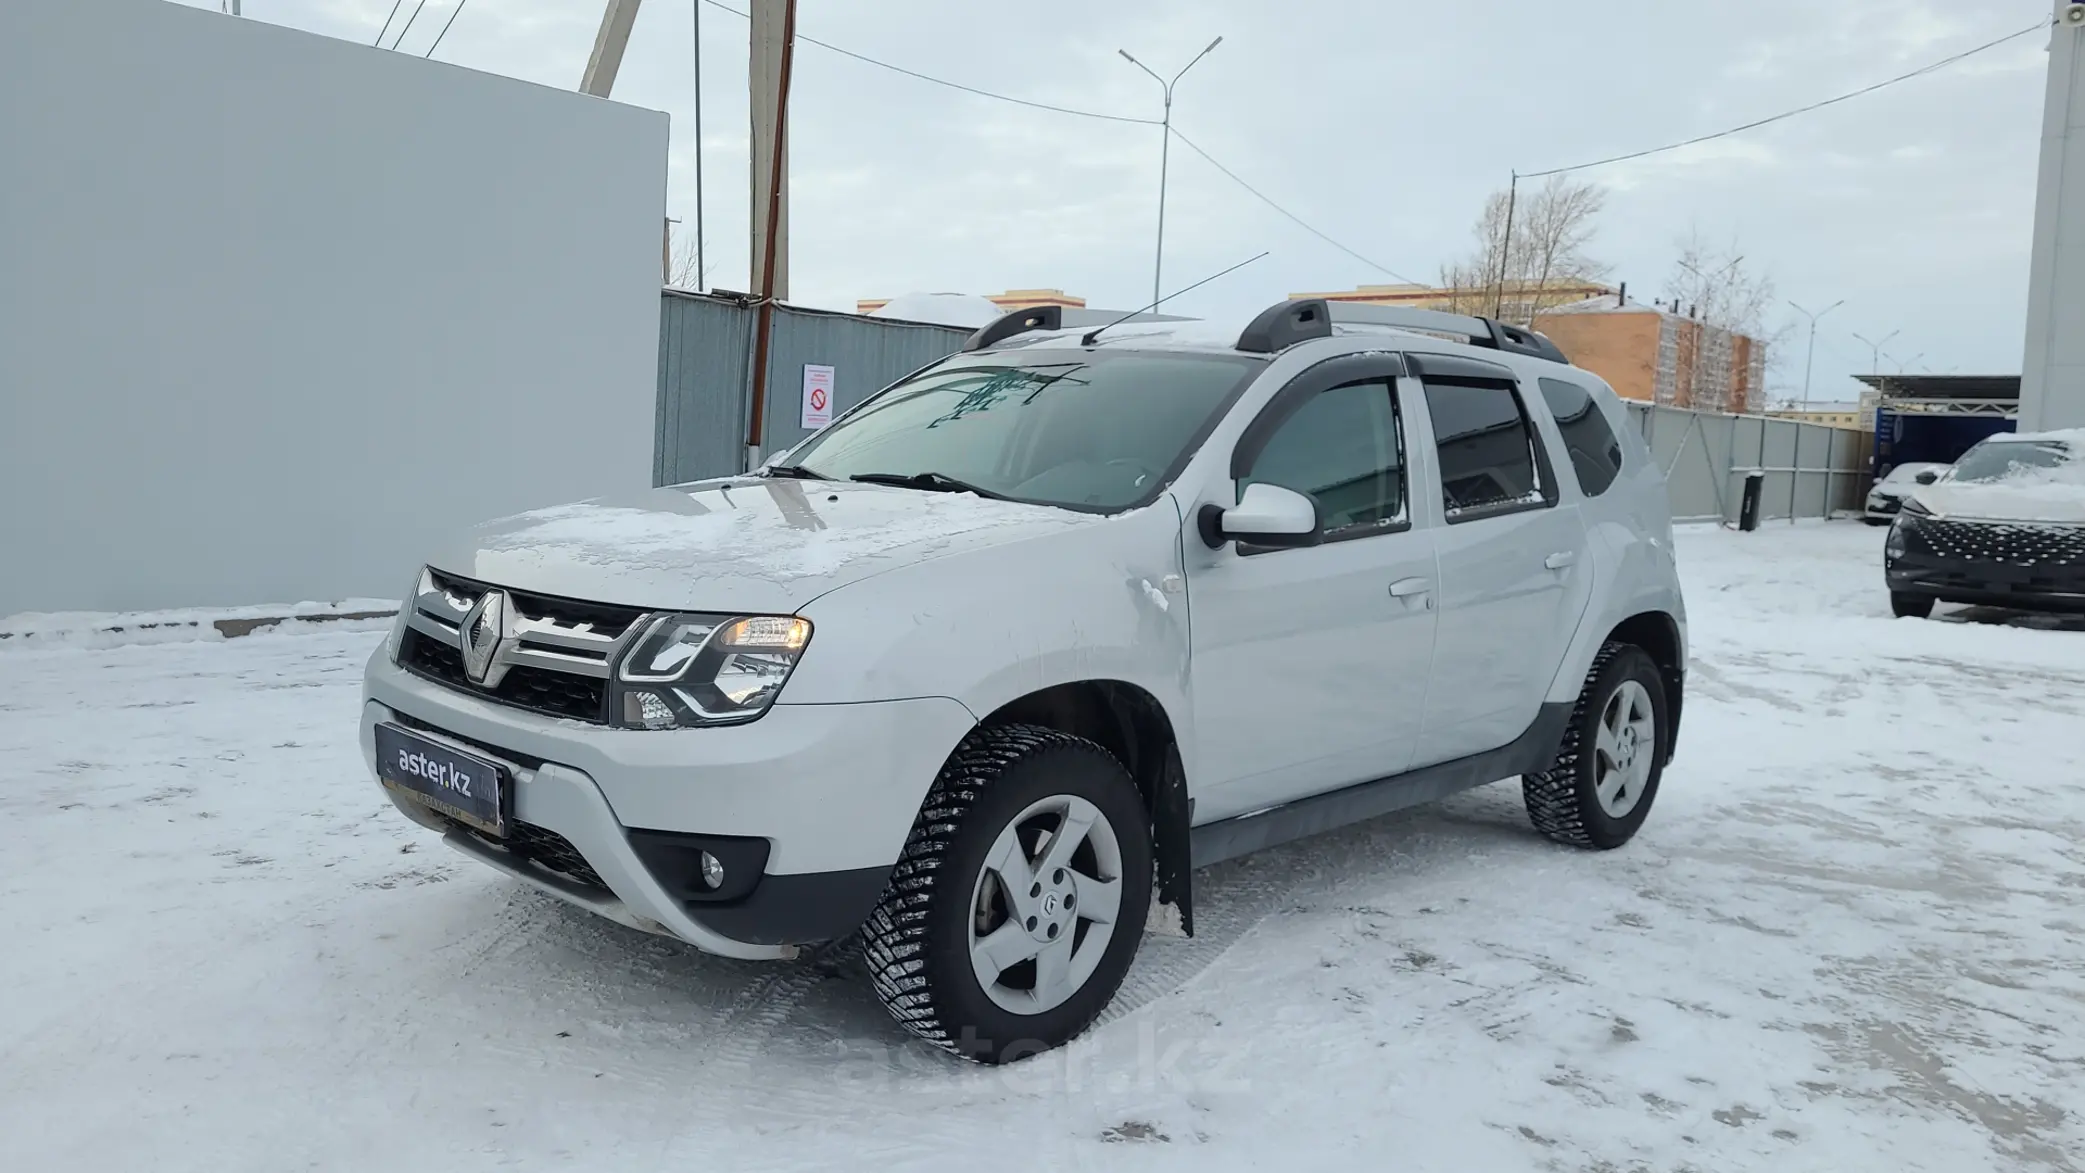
left=760, top=463, right=826, bottom=480
left=849, top=471, right=1010, bottom=501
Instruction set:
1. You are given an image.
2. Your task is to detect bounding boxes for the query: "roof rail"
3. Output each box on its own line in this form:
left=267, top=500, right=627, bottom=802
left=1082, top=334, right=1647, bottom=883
left=1235, top=298, right=1571, bottom=365
left=963, top=305, right=1062, bottom=352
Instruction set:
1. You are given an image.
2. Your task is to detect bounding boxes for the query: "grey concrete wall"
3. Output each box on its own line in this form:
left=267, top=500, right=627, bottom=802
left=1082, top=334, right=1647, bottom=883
left=0, top=0, right=668, bottom=615
left=2023, top=3, right=2085, bottom=432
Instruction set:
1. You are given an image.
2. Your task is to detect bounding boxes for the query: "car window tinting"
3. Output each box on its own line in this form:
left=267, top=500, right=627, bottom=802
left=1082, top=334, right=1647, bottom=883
left=783, top=351, right=1262, bottom=511
left=1423, top=381, right=1545, bottom=516
left=1538, top=377, right=1623, bottom=498
left=1241, top=380, right=1404, bottom=535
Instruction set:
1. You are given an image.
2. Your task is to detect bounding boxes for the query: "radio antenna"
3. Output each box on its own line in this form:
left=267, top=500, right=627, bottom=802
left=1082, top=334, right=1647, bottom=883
left=1081, top=251, right=1270, bottom=346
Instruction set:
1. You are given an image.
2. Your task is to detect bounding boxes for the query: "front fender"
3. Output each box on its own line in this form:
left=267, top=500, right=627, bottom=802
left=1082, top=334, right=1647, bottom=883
left=783, top=498, right=1196, bottom=773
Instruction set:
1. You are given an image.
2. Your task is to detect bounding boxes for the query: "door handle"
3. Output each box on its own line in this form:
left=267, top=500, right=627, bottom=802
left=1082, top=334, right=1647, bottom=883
left=1389, top=577, right=1433, bottom=598
left=1544, top=551, right=1577, bottom=571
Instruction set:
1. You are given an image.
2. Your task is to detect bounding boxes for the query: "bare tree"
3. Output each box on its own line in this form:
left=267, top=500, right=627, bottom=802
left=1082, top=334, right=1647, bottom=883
left=1658, top=230, right=1788, bottom=411
left=1439, top=177, right=1610, bottom=324
left=1661, top=229, right=1775, bottom=339
left=667, top=229, right=711, bottom=291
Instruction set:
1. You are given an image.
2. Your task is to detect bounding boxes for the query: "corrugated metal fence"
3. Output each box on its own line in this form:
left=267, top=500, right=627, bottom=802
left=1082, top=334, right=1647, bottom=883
left=655, top=290, right=968, bottom=485
left=1628, top=402, right=1872, bottom=525
left=655, top=293, right=1874, bottom=523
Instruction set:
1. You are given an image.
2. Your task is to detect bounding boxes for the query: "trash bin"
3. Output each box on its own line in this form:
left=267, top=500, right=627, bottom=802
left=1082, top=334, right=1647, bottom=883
left=1739, top=470, right=1766, bottom=532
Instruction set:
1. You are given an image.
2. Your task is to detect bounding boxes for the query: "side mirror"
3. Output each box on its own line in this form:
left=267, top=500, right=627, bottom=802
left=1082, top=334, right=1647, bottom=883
left=1198, top=483, right=1323, bottom=550
left=1914, top=470, right=1940, bottom=485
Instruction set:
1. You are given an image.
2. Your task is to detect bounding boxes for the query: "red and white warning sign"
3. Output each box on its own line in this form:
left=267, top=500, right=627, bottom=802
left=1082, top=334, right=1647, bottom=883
left=801, top=364, right=836, bottom=430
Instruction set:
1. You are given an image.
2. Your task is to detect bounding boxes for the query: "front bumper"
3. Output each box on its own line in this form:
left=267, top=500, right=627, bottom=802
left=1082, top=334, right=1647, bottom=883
left=1886, top=515, right=2085, bottom=613
left=362, top=651, right=976, bottom=957
left=1865, top=495, right=1903, bottom=519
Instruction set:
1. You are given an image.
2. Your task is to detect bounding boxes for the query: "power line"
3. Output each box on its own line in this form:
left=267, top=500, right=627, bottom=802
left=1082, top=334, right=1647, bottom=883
left=697, top=0, right=1158, bottom=125
left=1168, top=127, right=1428, bottom=287
left=1522, top=19, right=2048, bottom=178
left=424, top=0, right=468, bottom=58
left=388, top=0, right=431, bottom=52
left=373, top=0, right=403, bottom=46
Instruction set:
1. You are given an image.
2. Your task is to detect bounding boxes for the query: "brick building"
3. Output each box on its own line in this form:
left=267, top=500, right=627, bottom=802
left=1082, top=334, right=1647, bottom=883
left=1532, top=297, right=1765, bottom=416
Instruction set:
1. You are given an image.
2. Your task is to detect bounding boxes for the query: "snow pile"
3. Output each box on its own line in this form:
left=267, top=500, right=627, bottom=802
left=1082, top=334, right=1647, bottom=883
left=0, top=598, right=399, bottom=650
left=867, top=292, right=1005, bottom=328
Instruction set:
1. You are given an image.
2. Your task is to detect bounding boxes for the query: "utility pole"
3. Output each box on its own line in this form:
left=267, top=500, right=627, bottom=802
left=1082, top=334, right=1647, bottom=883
left=1119, top=38, right=1222, bottom=310
left=749, top=0, right=791, bottom=302
left=692, top=0, right=706, bottom=293
left=580, top=0, right=644, bottom=97
left=1788, top=299, right=1845, bottom=410
left=1494, top=171, right=1518, bottom=320
left=743, top=0, right=798, bottom=471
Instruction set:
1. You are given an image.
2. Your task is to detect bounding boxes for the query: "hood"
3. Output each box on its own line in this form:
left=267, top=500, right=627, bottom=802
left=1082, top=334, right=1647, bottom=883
left=426, top=479, right=1102, bottom=613
left=1907, top=480, right=2085, bottom=526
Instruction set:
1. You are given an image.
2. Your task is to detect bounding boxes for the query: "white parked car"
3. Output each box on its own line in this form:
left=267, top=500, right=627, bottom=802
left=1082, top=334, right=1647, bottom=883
left=1886, top=430, right=2085, bottom=618
left=1864, top=461, right=1951, bottom=524
left=360, top=299, right=1689, bottom=1063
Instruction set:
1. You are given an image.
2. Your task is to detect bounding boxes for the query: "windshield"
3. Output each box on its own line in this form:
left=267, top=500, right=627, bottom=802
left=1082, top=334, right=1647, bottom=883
left=780, top=350, right=1265, bottom=510
left=1949, top=440, right=2073, bottom=484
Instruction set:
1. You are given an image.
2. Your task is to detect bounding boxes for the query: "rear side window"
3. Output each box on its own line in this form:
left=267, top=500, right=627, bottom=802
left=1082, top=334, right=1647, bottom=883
left=1538, top=377, right=1623, bottom=497
left=1421, top=381, right=1547, bottom=520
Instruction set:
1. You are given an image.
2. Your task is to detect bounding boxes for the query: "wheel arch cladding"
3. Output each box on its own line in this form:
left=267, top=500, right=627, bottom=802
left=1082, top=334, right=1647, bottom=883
left=1606, top=611, right=1684, bottom=762
left=977, top=680, right=1193, bottom=935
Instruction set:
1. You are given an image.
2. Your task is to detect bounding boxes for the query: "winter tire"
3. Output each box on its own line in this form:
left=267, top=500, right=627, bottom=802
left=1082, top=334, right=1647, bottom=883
left=1522, top=642, right=1668, bottom=851
left=861, top=723, right=1153, bottom=1064
left=1890, top=591, right=1935, bottom=619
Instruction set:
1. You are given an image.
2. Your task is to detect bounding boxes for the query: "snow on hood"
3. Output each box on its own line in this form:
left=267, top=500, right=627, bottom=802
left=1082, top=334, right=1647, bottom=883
left=424, top=479, right=1100, bottom=614
left=1908, top=439, right=2085, bottom=525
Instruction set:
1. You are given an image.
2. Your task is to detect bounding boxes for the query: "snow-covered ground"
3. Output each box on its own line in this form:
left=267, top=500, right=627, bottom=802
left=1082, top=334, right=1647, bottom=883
left=4, top=523, right=2083, bottom=1172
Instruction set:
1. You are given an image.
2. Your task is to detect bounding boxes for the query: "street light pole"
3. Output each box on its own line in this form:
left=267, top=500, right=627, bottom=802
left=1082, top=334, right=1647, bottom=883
left=1788, top=299, right=1846, bottom=410
left=1121, top=37, right=1222, bottom=310
left=1851, top=329, right=1899, bottom=376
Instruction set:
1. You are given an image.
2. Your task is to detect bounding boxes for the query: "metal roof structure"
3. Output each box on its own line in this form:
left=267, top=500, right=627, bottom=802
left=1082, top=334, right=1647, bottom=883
left=1854, top=374, right=2021, bottom=418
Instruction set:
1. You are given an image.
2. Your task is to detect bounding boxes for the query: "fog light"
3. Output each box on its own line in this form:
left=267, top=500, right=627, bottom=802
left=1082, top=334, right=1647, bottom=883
left=624, top=690, right=678, bottom=730
left=699, top=851, right=725, bottom=890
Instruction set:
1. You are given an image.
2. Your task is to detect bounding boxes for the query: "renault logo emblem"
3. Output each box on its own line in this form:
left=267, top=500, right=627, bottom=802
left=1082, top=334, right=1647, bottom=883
left=460, top=590, right=510, bottom=686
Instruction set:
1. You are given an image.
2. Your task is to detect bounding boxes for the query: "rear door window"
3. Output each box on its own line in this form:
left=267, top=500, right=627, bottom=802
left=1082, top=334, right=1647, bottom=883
left=1421, top=380, right=1552, bottom=521
left=1537, top=377, right=1624, bottom=497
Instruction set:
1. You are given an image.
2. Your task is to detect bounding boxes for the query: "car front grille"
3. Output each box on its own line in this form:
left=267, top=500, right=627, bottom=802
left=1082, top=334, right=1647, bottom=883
left=398, top=569, right=651, bottom=725
left=1902, top=517, right=2085, bottom=569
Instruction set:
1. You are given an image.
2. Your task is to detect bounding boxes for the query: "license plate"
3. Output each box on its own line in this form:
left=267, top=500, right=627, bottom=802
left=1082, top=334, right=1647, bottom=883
left=374, top=723, right=507, bottom=837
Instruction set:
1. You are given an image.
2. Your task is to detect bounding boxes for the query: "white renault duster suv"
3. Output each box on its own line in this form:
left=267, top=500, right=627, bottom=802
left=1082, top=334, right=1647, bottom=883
left=361, top=298, right=1687, bottom=1063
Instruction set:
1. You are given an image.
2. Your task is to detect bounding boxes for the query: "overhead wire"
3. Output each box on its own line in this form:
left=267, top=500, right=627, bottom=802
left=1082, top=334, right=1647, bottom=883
left=1521, top=19, right=2049, bottom=178
left=388, top=0, right=432, bottom=52
left=424, top=0, right=468, bottom=58
left=682, top=8, right=2049, bottom=294
left=373, top=0, right=404, bottom=46
left=697, top=0, right=1157, bottom=125
left=1167, top=127, right=1428, bottom=287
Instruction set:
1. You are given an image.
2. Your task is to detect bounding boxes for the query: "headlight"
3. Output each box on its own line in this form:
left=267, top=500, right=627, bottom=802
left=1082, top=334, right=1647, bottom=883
left=613, top=614, right=811, bottom=728
left=1885, top=521, right=1908, bottom=559
left=1900, top=496, right=1933, bottom=518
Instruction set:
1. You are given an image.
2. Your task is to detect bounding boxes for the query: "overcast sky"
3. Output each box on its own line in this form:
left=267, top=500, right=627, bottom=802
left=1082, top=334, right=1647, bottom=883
left=181, top=0, right=2056, bottom=404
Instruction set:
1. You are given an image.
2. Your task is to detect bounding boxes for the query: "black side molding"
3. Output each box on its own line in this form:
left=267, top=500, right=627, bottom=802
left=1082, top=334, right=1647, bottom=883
left=1236, top=298, right=1335, bottom=353
left=962, top=305, right=1063, bottom=352
left=1190, top=702, right=1575, bottom=868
